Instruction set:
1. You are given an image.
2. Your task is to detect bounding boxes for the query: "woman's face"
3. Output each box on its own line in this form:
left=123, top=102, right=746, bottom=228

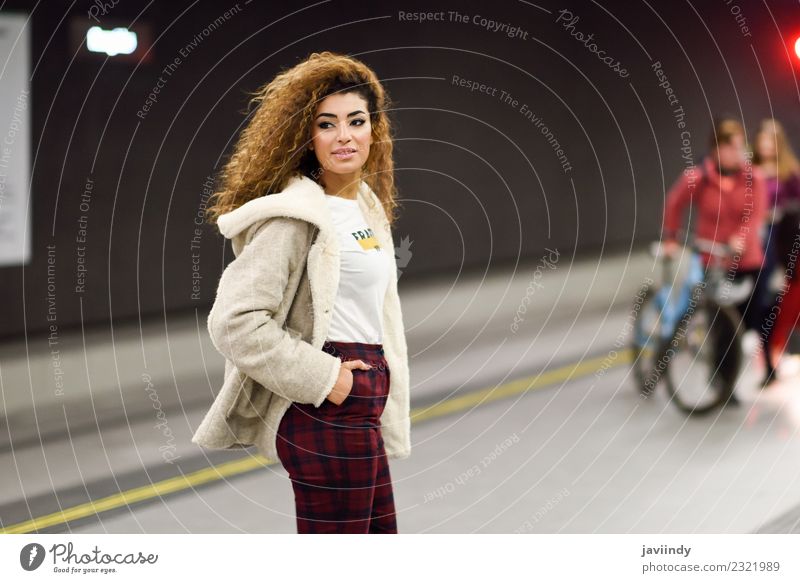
left=311, top=91, right=372, bottom=177
left=755, top=130, right=777, bottom=161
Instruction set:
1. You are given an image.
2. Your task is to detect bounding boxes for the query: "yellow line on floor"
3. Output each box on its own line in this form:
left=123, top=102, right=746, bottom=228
left=1, top=350, right=631, bottom=534
left=411, top=350, right=631, bottom=423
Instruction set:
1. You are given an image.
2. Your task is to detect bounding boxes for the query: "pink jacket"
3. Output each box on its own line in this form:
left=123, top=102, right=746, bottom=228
left=663, top=157, right=767, bottom=271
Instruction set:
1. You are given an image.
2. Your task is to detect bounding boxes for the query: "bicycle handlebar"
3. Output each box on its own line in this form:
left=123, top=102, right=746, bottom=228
left=649, top=239, right=730, bottom=259
left=692, top=237, right=731, bottom=258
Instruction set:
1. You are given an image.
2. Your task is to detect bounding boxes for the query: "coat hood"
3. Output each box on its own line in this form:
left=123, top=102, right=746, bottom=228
left=216, top=174, right=384, bottom=256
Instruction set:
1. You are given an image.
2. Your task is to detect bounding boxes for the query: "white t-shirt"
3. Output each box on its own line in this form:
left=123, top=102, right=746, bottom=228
left=324, top=194, right=392, bottom=343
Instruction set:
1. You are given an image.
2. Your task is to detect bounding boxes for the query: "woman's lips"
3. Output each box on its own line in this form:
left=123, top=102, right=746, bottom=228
left=332, top=150, right=356, bottom=160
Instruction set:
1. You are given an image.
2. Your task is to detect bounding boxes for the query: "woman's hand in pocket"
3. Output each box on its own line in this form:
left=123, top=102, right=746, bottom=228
left=326, top=359, right=372, bottom=405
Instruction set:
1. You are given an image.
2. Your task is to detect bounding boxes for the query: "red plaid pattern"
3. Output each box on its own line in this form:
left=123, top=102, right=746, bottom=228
left=276, top=340, right=397, bottom=533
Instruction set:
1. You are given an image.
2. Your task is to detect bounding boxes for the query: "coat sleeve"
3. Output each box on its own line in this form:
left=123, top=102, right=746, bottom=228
left=663, top=167, right=698, bottom=240
left=207, top=216, right=342, bottom=407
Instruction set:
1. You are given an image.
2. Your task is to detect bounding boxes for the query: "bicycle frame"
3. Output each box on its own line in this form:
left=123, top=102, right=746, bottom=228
left=643, top=251, right=705, bottom=344
left=644, top=237, right=744, bottom=343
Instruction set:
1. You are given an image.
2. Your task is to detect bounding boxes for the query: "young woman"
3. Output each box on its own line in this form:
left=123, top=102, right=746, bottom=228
left=662, top=117, right=767, bottom=398
left=753, top=118, right=800, bottom=384
left=191, top=51, right=411, bottom=533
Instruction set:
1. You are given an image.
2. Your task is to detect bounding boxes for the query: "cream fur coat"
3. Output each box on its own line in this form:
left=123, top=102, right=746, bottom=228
left=191, top=174, right=411, bottom=460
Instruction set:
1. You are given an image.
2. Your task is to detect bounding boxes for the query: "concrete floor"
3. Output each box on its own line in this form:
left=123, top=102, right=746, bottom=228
left=2, top=250, right=799, bottom=534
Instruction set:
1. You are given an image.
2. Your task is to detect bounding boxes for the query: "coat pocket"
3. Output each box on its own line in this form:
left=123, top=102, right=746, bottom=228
left=226, top=377, right=273, bottom=419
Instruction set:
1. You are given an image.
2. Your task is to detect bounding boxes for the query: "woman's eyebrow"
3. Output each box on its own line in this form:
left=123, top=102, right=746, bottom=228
left=315, top=110, right=366, bottom=120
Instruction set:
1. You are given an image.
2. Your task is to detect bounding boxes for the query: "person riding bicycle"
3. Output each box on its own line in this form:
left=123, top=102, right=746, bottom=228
left=661, top=116, right=768, bottom=387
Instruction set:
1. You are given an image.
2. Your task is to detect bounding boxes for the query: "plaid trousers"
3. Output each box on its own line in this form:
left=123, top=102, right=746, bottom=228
left=276, top=340, right=398, bottom=533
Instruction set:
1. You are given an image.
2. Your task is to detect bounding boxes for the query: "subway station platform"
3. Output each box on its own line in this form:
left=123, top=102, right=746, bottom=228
left=2, top=250, right=799, bottom=534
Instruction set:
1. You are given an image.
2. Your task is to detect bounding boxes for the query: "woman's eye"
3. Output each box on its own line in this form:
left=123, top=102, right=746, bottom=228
left=318, top=119, right=366, bottom=129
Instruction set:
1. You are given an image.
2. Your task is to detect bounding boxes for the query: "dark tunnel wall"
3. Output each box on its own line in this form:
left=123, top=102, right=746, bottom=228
left=0, top=0, right=798, bottom=340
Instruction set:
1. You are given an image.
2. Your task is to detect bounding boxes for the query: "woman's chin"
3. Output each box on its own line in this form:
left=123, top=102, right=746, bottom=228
left=322, top=160, right=365, bottom=174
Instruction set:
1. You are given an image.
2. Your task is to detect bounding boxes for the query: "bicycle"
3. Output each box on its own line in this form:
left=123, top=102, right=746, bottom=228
left=630, top=238, right=753, bottom=415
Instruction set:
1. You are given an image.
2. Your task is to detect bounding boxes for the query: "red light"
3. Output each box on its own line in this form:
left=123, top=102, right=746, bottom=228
left=795, top=36, right=800, bottom=59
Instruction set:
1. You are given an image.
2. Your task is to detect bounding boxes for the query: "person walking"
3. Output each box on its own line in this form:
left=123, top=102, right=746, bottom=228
left=753, top=118, right=800, bottom=384
left=191, top=51, right=411, bottom=533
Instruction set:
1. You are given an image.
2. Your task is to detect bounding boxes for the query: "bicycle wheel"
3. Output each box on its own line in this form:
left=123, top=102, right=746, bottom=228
left=630, top=286, right=666, bottom=397
left=663, top=300, right=742, bottom=415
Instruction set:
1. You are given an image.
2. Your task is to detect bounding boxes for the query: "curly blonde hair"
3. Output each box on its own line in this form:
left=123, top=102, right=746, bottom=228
left=205, top=51, right=399, bottom=227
